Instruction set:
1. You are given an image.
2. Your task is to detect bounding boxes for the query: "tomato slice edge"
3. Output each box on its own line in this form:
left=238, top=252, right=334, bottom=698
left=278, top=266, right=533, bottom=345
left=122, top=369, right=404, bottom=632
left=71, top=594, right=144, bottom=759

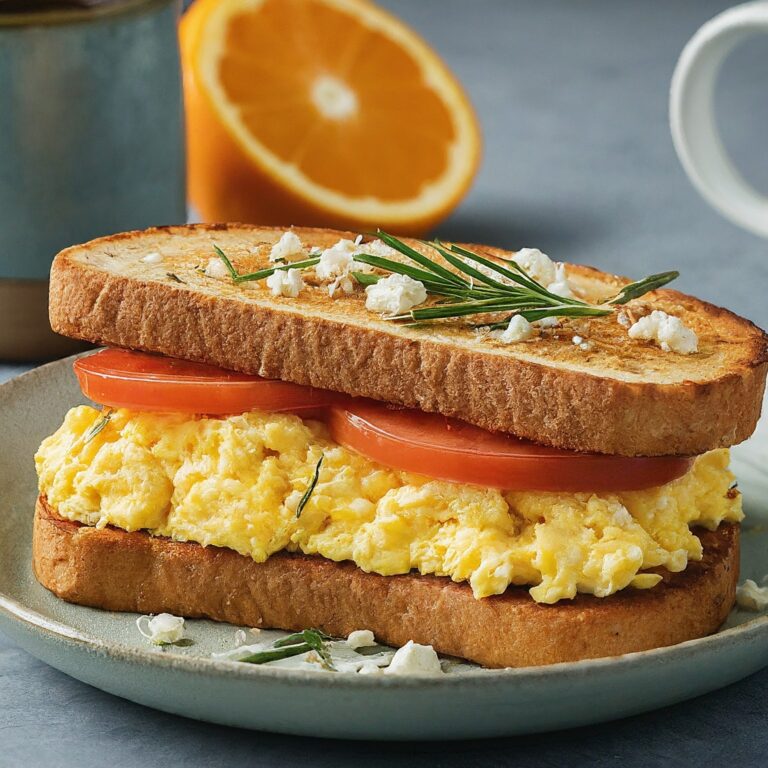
left=73, top=349, right=336, bottom=414
left=328, top=401, right=693, bottom=492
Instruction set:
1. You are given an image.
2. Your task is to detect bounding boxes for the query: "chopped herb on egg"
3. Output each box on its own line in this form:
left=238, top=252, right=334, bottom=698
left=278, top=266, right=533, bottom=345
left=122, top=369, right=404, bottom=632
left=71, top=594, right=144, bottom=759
left=82, top=408, right=113, bottom=445
left=297, top=454, right=324, bottom=518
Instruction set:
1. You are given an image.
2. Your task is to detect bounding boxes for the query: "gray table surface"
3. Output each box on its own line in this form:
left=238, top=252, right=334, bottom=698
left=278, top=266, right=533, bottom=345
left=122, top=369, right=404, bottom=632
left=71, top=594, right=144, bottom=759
left=2, top=0, right=768, bottom=764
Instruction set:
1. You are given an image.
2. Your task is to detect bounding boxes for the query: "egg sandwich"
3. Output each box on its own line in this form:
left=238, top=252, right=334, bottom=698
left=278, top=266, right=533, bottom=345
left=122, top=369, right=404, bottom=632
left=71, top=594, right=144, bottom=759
left=33, top=225, right=768, bottom=668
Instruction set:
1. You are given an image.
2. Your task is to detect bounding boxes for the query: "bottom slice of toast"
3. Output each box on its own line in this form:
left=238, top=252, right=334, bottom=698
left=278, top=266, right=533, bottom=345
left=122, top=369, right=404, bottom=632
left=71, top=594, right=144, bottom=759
left=32, top=496, right=739, bottom=668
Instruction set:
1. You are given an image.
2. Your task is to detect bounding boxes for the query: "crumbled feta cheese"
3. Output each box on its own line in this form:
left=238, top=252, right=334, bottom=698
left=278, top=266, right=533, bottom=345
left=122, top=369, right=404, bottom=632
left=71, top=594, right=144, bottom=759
left=534, top=316, right=560, bottom=329
left=359, top=239, right=398, bottom=258
left=365, top=273, right=427, bottom=316
left=499, top=315, right=534, bottom=343
left=512, top=247, right=557, bottom=285
left=315, top=240, right=354, bottom=280
left=328, top=275, right=355, bottom=297
left=136, top=613, right=185, bottom=645
left=266, top=268, right=304, bottom=298
left=315, top=238, right=397, bottom=294
left=140, top=251, right=163, bottom=264
left=546, top=263, right=575, bottom=299
left=628, top=310, right=698, bottom=354
left=234, top=629, right=248, bottom=647
left=204, top=257, right=230, bottom=280
left=346, top=629, right=376, bottom=650
left=384, top=641, right=443, bottom=676
left=512, top=248, right=575, bottom=297
left=736, top=579, right=768, bottom=611
left=571, top=335, right=591, bottom=351
left=269, top=230, right=304, bottom=262
left=315, top=238, right=374, bottom=281
left=617, top=311, right=631, bottom=328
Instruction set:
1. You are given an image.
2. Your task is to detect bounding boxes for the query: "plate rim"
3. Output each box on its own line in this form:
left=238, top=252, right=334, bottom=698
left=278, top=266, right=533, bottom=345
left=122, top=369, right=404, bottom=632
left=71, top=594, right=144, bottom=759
left=2, top=355, right=767, bottom=689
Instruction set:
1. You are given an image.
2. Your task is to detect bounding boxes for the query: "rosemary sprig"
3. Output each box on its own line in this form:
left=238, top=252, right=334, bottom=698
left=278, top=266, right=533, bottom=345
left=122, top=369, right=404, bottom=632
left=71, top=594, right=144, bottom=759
left=275, top=629, right=335, bottom=670
left=351, top=233, right=603, bottom=324
left=239, top=629, right=335, bottom=669
left=212, top=231, right=679, bottom=328
left=296, top=455, right=323, bottom=518
left=608, top=271, right=680, bottom=305
left=359, top=232, right=678, bottom=326
left=83, top=408, right=113, bottom=445
left=214, top=244, right=320, bottom=283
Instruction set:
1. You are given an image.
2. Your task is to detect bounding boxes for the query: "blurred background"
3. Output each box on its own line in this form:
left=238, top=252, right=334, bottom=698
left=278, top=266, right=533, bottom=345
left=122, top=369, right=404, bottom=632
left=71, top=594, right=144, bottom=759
left=1, top=0, right=767, bottom=364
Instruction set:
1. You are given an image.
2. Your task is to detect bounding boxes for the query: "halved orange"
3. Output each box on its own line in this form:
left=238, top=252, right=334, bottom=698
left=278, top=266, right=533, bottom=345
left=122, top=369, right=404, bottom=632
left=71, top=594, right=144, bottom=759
left=181, top=0, right=481, bottom=235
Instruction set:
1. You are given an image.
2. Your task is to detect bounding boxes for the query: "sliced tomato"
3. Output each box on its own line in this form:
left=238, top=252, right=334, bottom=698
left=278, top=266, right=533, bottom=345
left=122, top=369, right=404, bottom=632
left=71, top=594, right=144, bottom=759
left=74, top=348, right=693, bottom=491
left=74, top=348, right=335, bottom=415
left=328, top=400, right=693, bottom=492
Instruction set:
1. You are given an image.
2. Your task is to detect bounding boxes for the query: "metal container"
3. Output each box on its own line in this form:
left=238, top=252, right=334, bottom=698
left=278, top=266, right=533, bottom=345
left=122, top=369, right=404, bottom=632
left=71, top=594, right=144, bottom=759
left=0, top=0, right=186, bottom=360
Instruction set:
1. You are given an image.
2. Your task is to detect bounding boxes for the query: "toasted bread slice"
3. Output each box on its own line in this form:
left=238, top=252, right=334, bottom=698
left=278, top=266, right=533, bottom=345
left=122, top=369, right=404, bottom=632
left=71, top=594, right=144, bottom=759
left=33, top=497, right=739, bottom=668
left=49, top=224, right=768, bottom=456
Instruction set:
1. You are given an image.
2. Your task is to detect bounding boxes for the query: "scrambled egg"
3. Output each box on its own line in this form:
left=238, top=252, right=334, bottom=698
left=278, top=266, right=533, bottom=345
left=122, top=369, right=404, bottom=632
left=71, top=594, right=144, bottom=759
left=35, top=406, right=743, bottom=604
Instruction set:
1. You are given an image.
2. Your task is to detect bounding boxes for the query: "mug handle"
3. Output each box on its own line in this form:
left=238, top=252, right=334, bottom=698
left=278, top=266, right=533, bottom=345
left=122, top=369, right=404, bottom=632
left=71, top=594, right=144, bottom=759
left=670, top=1, right=768, bottom=237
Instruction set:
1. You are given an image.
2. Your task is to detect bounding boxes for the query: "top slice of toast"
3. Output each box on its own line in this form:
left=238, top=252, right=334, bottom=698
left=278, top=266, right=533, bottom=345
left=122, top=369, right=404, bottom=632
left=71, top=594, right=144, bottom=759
left=49, top=224, right=768, bottom=456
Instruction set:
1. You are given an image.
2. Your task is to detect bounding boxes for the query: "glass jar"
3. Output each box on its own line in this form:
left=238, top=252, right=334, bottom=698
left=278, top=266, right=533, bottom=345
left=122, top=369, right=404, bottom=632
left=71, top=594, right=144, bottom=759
left=0, top=0, right=186, bottom=360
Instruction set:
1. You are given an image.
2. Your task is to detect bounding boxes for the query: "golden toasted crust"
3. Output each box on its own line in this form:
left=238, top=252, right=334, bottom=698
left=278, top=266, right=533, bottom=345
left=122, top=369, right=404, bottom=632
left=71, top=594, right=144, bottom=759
left=48, top=224, right=768, bottom=456
left=33, top=497, right=739, bottom=668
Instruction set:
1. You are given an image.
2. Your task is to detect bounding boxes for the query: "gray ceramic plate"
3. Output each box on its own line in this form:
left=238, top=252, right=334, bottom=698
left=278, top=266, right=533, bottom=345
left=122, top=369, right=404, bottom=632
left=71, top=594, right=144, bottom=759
left=1, top=356, right=767, bottom=740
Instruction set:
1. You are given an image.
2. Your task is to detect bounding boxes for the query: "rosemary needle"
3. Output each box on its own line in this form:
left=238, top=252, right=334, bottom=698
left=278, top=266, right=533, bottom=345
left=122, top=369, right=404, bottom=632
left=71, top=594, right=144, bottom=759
left=238, top=644, right=315, bottom=665
left=296, top=455, right=323, bottom=519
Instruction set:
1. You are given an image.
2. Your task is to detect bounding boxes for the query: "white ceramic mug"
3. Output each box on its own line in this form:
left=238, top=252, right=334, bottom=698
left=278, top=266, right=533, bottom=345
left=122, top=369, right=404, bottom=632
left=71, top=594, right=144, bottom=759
left=670, top=1, right=768, bottom=237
